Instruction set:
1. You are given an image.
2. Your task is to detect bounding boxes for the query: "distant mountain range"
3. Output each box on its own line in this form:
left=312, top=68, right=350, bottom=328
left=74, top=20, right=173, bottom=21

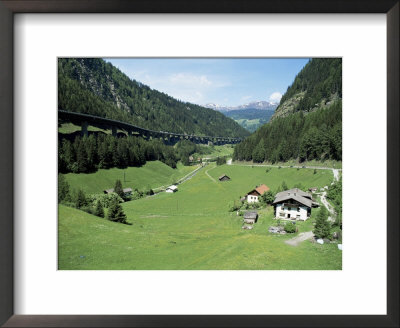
left=203, top=101, right=277, bottom=132
left=204, top=101, right=277, bottom=112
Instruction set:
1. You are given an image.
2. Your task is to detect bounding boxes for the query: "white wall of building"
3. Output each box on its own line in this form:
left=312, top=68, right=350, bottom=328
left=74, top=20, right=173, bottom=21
left=247, top=195, right=259, bottom=203
left=275, top=204, right=309, bottom=221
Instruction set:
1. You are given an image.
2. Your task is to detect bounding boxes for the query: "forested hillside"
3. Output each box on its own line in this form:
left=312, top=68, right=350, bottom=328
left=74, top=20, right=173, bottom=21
left=223, top=108, right=275, bottom=132
left=271, top=58, right=342, bottom=120
left=233, top=58, right=342, bottom=163
left=58, top=58, right=249, bottom=138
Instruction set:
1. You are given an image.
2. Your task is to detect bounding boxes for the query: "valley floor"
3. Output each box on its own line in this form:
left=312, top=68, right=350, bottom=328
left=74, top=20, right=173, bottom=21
left=58, top=163, right=342, bottom=270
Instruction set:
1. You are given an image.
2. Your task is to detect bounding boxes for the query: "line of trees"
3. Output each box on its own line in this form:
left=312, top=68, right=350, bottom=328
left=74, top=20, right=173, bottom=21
left=58, top=134, right=178, bottom=174
left=58, top=175, right=129, bottom=224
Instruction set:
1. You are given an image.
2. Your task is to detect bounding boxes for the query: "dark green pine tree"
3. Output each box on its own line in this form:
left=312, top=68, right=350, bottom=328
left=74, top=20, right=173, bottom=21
left=313, top=206, right=331, bottom=239
left=94, top=200, right=104, bottom=218
left=58, top=174, right=71, bottom=203
left=75, top=189, right=88, bottom=209
left=107, top=198, right=127, bottom=224
left=76, top=139, right=88, bottom=173
left=114, top=179, right=124, bottom=199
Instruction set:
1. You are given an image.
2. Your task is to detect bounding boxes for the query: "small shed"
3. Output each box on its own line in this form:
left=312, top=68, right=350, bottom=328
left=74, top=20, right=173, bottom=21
left=243, top=211, right=258, bottom=224
left=218, top=174, right=231, bottom=182
left=166, top=185, right=178, bottom=193
left=103, top=187, right=132, bottom=197
left=122, top=188, right=133, bottom=196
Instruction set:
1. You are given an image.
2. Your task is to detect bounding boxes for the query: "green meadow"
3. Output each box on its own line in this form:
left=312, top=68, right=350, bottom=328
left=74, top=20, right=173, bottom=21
left=59, top=162, right=341, bottom=270
left=63, top=161, right=198, bottom=194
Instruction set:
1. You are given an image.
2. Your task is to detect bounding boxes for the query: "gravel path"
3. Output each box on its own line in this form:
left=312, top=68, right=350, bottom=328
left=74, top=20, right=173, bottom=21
left=205, top=165, right=217, bottom=182
left=285, top=231, right=315, bottom=246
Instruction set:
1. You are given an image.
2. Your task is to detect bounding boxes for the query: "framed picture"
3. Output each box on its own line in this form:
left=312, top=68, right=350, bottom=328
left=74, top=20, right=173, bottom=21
left=0, top=0, right=398, bottom=327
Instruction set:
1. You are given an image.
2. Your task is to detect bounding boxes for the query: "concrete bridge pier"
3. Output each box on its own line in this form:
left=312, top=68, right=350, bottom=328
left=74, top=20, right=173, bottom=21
left=111, top=126, right=117, bottom=137
left=81, top=121, right=88, bottom=137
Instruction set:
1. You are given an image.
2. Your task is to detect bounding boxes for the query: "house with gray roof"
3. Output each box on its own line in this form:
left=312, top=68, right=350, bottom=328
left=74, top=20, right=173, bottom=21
left=272, top=188, right=314, bottom=221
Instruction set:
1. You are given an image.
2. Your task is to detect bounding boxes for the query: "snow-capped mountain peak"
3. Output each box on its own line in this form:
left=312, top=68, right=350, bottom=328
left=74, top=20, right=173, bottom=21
left=204, top=101, right=277, bottom=112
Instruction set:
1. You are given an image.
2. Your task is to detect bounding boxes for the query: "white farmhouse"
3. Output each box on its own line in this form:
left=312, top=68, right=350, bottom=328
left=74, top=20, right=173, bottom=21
left=166, top=185, right=178, bottom=193
left=272, top=188, right=315, bottom=221
left=246, top=184, right=270, bottom=203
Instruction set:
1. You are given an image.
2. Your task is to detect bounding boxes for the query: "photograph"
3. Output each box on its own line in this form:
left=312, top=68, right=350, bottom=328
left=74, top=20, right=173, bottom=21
left=57, top=57, right=342, bottom=270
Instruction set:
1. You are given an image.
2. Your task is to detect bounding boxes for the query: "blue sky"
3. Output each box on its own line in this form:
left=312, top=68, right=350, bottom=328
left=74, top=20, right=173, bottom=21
left=104, top=58, right=309, bottom=107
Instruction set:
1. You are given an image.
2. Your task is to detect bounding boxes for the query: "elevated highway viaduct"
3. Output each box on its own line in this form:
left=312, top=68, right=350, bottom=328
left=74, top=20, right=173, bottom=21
left=58, top=110, right=243, bottom=146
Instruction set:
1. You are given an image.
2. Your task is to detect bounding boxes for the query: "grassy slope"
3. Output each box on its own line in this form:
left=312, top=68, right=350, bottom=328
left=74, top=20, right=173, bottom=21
left=59, top=164, right=341, bottom=270
left=63, top=161, right=198, bottom=194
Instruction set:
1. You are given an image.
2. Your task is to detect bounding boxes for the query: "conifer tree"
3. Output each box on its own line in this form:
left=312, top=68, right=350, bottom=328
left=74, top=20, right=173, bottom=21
left=58, top=174, right=71, bottom=203
left=75, top=189, right=88, bottom=209
left=313, top=206, right=331, bottom=239
left=94, top=200, right=104, bottom=218
left=107, top=198, right=127, bottom=224
left=114, top=179, right=124, bottom=199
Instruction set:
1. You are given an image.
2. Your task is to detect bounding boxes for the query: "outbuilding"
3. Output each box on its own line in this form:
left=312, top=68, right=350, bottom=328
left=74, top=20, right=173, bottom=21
left=103, top=187, right=133, bottom=197
left=243, top=211, right=258, bottom=224
left=166, top=185, right=178, bottom=193
left=218, top=174, right=231, bottom=181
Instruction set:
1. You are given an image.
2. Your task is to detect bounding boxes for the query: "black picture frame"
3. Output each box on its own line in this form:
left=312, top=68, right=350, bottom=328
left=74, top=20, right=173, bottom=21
left=0, top=1, right=398, bottom=327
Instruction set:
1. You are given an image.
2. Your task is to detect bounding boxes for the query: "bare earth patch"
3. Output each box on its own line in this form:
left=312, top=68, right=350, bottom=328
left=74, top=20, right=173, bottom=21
left=285, top=231, right=314, bottom=246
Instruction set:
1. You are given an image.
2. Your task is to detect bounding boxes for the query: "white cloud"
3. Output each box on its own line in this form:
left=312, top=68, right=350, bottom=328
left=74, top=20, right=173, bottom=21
left=269, top=91, right=282, bottom=104
left=169, top=73, right=212, bottom=87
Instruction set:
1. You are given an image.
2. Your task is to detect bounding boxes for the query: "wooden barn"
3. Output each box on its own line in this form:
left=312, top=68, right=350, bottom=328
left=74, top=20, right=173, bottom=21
left=218, top=174, right=231, bottom=181
left=103, top=187, right=133, bottom=197
left=243, top=211, right=258, bottom=224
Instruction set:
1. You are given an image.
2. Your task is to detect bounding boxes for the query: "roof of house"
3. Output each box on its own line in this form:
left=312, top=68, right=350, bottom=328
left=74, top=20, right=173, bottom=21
left=247, top=184, right=270, bottom=196
left=244, top=211, right=258, bottom=219
left=166, top=185, right=178, bottom=191
left=272, top=188, right=313, bottom=208
left=104, top=188, right=133, bottom=194
left=219, top=174, right=230, bottom=180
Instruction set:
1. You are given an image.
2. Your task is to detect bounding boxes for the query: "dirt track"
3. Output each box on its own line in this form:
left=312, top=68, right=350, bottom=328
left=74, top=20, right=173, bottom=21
left=285, top=231, right=314, bottom=246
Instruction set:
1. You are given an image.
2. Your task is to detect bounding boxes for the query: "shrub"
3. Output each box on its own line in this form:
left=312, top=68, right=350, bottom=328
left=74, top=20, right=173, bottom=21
left=228, top=200, right=241, bottom=212
left=261, top=190, right=275, bottom=205
left=284, top=222, right=296, bottom=233
left=87, top=193, right=124, bottom=209
left=145, top=189, right=154, bottom=196
left=265, top=168, right=271, bottom=173
left=80, top=206, right=94, bottom=215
